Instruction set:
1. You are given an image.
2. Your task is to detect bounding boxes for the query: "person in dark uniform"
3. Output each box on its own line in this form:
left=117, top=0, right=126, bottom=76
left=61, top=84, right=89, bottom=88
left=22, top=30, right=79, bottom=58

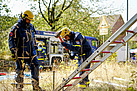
left=8, top=10, right=42, bottom=91
left=37, top=43, right=46, bottom=72
left=60, top=27, right=92, bottom=88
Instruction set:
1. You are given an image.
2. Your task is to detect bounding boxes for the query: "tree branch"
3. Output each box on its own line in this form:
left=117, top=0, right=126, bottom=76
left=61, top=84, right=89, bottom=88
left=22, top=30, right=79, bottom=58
left=48, top=0, right=52, bottom=23
left=42, top=0, right=48, bottom=8
left=38, top=0, right=51, bottom=27
left=55, top=0, right=73, bottom=21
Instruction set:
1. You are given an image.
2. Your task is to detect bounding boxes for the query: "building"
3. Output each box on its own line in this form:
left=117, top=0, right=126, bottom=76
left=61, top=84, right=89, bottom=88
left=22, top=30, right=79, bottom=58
left=99, top=14, right=128, bottom=62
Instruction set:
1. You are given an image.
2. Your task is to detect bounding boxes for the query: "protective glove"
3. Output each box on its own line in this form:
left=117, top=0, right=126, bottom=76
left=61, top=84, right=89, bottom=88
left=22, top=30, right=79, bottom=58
left=11, top=53, right=17, bottom=61
left=11, top=48, right=17, bottom=60
left=11, top=53, right=15, bottom=58
left=61, top=42, right=70, bottom=55
left=70, top=55, right=75, bottom=60
left=36, top=50, right=39, bottom=56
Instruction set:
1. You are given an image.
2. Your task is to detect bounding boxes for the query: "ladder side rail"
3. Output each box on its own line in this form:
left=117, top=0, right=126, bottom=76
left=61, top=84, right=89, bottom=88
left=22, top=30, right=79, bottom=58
left=65, top=44, right=122, bottom=90
left=55, top=38, right=122, bottom=91
left=55, top=48, right=101, bottom=91
left=65, top=62, right=101, bottom=91
left=124, top=29, right=137, bottom=42
left=80, top=13, right=137, bottom=71
left=106, top=13, right=137, bottom=43
left=55, top=13, right=137, bottom=91
left=64, top=14, right=137, bottom=88
left=65, top=27, right=137, bottom=90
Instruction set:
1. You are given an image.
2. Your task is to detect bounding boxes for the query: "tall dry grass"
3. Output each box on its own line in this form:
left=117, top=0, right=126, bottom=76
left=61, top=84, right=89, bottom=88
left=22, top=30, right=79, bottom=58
left=0, top=60, right=137, bottom=91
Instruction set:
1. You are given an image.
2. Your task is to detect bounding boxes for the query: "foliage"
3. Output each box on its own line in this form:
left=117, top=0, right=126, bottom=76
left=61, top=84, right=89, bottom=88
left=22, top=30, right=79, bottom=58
left=0, top=1, right=18, bottom=59
left=33, top=12, right=51, bottom=31
left=58, top=7, right=112, bottom=42
left=107, top=52, right=117, bottom=62
left=37, top=0, right=122, bottom=33
left=0, top=1, right=11, bottom=14
left=0, top=16, right=18, bottom=59
left=129, top=40, right=137, bottom=49
left=38, top=0, right=74, bottom=31
left=0, top=0, right=123, bottom=59
left=34, top=0, right=117, bottom=42
left=127, top=70, right=137, bottom=90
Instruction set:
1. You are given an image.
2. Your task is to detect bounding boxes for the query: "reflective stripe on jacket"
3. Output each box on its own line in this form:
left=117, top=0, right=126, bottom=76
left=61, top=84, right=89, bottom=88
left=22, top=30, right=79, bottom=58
left=8, top=18, right=37, bottom=58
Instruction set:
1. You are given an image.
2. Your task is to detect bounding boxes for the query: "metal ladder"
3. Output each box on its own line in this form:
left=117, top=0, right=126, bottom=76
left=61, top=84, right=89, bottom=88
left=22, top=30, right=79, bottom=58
left=55, top=13, right=137, bottom=91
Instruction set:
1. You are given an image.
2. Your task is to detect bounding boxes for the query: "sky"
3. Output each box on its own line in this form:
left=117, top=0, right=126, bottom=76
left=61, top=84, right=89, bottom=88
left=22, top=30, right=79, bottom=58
left=2, top=0, right=137, bottom=28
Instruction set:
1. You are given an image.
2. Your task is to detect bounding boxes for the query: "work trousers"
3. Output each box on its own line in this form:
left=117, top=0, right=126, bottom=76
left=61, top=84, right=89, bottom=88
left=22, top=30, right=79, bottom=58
left=78, top=50, right=92, bottom=84
left=15, top=56, right=39, bottom=89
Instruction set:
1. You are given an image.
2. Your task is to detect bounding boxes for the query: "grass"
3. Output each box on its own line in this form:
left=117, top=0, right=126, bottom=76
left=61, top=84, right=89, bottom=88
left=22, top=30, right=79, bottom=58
left=0, top=60, right=137, bottom=91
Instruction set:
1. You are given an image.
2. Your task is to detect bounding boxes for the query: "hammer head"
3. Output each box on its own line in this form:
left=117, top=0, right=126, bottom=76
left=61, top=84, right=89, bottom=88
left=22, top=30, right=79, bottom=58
left=54, top=30, right=62, bottom=38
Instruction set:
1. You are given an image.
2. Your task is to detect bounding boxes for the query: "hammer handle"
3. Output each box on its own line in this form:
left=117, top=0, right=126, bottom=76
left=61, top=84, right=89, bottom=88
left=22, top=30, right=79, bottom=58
left=59, top=36, right=69, bottom=53
left=59, top=36, right=63, bottom=42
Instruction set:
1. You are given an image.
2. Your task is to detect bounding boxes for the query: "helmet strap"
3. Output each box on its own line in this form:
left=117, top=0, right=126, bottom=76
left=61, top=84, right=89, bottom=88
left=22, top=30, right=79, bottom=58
left=22, top=18, right=30, bottom=29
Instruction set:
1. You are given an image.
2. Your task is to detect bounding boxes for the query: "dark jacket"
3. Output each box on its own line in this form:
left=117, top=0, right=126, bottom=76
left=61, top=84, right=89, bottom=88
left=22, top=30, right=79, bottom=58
left=61, top=31, right=92, bottom=60
left=8, top=18, right=37, bottom=59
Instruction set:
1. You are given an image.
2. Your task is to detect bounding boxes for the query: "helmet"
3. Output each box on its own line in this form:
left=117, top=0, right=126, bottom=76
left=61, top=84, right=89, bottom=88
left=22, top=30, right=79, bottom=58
left=60, top=27, right=71, bottom=38
left=38, top=43, right=43, bottom=47
left=22, top=10, right=34, bottom=20
left=42, top=43, right=45, bottom=45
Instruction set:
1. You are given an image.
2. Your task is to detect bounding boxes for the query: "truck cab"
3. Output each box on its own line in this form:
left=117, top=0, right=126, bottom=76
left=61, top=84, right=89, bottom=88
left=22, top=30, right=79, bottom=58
left=35, top=30, right=64, bottom=69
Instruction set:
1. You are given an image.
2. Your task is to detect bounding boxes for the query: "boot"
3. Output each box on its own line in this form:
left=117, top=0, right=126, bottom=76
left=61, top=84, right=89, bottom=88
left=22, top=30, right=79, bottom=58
left=16, top=83, right=23, bottom=91
left=32, top=78, right=43, bottom=91
left=85, top=80, right=90, bottom=87
left=15, top=70, right=24, bottom=91
left=78, top=81, right=86, bottom=89
left=33, top=86, right=42, bottom=91
left=78, top=80, right=90, bottom=88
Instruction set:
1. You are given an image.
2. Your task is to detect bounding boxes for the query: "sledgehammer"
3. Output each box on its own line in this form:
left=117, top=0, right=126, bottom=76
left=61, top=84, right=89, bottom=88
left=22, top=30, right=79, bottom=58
left=54, top=31, right=69, bottom=53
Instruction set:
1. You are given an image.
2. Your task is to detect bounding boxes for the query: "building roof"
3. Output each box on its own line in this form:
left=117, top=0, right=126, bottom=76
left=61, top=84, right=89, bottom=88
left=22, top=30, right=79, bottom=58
left=91, top=14, right=124, bottom=28
left=99, top=14, right=124, bottom=29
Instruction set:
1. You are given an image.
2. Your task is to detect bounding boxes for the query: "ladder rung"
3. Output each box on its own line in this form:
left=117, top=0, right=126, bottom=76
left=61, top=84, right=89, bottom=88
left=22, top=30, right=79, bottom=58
left=113, top=41, right=122, bottom=43
left=102, top=51, right=110, bottom=53
left=127, top=30, right=134, bottom=33
left=64, top=84, right=72, bottom=87
left=81, top=69, right=90, bottom=71
left=91, top=60, right=100, bottom=63
left=73, top=77, right=81, bottom=79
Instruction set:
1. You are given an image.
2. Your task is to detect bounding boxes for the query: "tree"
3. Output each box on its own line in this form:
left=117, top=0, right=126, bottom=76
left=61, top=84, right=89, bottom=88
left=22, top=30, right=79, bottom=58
left=38, top=0, right=122, bottom=35
left=38, top=0, right=74, bottom=31
left=0, top=0, right=124, bottom=59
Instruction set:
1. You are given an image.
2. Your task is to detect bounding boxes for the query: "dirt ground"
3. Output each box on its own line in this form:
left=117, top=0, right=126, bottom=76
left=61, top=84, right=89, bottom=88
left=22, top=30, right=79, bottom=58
left=0, top=61, right=137, bottom=91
